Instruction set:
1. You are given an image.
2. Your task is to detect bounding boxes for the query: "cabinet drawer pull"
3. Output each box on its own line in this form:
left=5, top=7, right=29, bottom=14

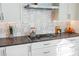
left=70, top=40, right=75, bottom=41
left=43, top=51, right=50, bottom=54
left=43, top=43, right=50, bottom=45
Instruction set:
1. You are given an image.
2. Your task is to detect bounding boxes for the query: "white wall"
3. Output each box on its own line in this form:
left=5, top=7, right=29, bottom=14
left=0, top=3, right=79, bottom=38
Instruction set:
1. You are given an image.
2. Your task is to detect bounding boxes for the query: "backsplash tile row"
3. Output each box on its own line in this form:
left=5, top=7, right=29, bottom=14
left=0, top=20, right=77, bottom=38
left=0, top=8, right=79, bottom=38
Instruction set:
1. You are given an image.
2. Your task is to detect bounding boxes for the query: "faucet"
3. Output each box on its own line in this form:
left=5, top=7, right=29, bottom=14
left=30, top=27, right=36, bottom=37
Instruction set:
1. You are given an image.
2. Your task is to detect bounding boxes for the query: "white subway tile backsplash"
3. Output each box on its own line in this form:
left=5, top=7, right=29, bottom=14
left=1, top=7, right=78, bottom=38
left=21, top=9, right=53, bottom=35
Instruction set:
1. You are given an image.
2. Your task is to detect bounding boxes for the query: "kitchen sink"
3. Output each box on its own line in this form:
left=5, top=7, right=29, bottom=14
left=36, top=34, right=55, bottom=39
left=28, top=34, right=56, bottom=42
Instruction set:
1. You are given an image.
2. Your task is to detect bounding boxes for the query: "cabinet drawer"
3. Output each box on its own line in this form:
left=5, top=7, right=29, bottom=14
left=68, top=37, right=79, bottom=41
left=68, top=37, right=79, bottom=44
left=32, top=47, right=57, bottom=56
left=32, top=40, right=60, bottom=49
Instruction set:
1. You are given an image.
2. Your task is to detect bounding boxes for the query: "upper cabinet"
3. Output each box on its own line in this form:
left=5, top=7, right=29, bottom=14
left=67, top=4, right=77, bottom=20
left=0, top=3, right=79, bottom=22
left=1, top=3, right=21, bottom=22
left=59, top=3, right=78, bottom=20
left=0, top=4, right=4, bottom=21
left=75, top=4, right=79, bottom=20
left=58, top=4, right=68, bottom=20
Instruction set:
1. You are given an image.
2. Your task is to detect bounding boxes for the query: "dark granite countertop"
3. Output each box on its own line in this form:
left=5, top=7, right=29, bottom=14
left=0, top=36, right=32, bottom=47
left=0, top=33, right=79, bottom=47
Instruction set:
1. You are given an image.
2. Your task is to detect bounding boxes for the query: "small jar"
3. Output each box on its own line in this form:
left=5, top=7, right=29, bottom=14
left=55, top=26, right=61, bottom=34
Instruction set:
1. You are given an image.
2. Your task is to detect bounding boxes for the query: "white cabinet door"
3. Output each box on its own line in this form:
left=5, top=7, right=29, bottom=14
left=68, top=37, right=79, bottom=44
left=59, top=3, right=68, bottom=20
left=59, top=3, right=77, bottom=20
left=1, top=3, right=21, bottom=22
left=32, top=40, right=61, bottom=49
left=76, top=4, right=79, bottom=20
left=0, top=47, right=5, bottom=56
left=67, top=3, right=77, bottom=20
left=6, top=44, right=29, bottom=56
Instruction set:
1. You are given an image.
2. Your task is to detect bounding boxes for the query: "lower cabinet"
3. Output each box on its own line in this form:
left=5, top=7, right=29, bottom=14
left=6, top=44, right=30, bottom=56
left=31, top=37, right=79, bottom=56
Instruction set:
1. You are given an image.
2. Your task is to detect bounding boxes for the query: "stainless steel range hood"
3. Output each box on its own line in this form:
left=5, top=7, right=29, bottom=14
left=24, top=3, right=59, bottom=10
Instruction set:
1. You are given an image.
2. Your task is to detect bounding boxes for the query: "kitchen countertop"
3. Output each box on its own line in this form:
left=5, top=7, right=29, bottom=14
left=0, top=36, right=31, bottom=47
left=0, top=33, right=79, bottom=47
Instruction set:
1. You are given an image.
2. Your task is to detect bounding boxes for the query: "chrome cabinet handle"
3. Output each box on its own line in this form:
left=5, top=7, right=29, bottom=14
left=43, top=43, right=50, bottom=45
left=4, top=48, right=7, bottom=56
left=3, top=48, right=7, bottom=56
left=28, top=45, right=32, bottom=56
left=70, top=39, right=75, bottom=41
left=3, top=49, right=5, bottom=56
left=43, top=51, right=50, bottom=54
